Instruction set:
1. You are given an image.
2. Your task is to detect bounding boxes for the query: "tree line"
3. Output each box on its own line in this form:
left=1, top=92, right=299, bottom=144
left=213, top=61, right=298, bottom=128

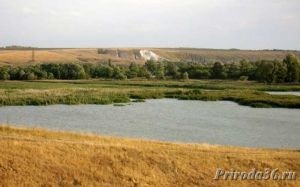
left=0, top=54, right=299, bottom=83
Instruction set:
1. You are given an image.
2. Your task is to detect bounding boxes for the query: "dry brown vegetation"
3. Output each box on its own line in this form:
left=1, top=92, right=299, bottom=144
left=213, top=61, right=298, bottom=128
left=0, top=125, right=299, bottom=186
left=152, top=48, right=300, bottom=63
left=0, top=48, right=144, bottom=66
left=1, top=48, right=300, bottom=66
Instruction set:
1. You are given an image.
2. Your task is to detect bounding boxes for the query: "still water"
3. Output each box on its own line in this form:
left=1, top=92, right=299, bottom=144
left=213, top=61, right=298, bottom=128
left=0, top=99, right=299, bottom=148
left=266, top=91, right=300, bottom=96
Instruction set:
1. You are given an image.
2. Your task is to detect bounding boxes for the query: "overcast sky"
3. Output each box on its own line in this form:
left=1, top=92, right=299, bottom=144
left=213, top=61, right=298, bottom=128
left=0, top=0, right=299, bottom=49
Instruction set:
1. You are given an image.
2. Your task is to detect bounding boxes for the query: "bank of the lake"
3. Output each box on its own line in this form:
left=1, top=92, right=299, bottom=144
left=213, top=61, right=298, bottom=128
left=0, top=125, right=299, bottom=187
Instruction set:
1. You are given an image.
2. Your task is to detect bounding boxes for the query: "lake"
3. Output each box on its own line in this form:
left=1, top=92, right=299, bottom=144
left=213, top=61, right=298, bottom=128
left=266, top=91, right=300, bottom=96
left=0, top=99, right=299, bottom=148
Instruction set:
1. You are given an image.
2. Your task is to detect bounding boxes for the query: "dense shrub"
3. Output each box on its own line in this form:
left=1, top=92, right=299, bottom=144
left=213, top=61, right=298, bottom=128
left=0, top=54, right=299, bottom=83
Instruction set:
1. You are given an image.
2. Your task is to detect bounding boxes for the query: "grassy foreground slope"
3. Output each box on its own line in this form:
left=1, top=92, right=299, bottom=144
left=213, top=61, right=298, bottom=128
left=0, top=125, right=299, bottom=186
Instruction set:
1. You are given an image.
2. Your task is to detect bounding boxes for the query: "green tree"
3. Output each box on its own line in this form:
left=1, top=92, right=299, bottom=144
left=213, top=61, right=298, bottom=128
left=82, top=64, right=94, bottom=79
left=155, top=63, right=165, bottom=79
left=0, top=67, right=11, bottom=80
left=283, top=54, right=300, bottom=82
left=144, top=60, right=157, bottom=75
left=239, top=59, right=254, bottom=78
left=19, top=69, right=26, bottom=80
left=165, top=62, right=179, bottom=78
left=127, top=63, right=139, bottom=78
left=211, top=62, right=226, bottom=79
left=113, top=67, right=127, bottom=80
left=273, top=60, right=287, bottom=83
left=137, top=66, right=150, bottom=78
left=188, top=65, right=211, bottom=79
left=48, top=73, right=54, bottom=79
left=255, top=61, right=275, bottom=83
left=40, top=64, right=61, bottom=79
left=226, top=63, right=241, bottom=79
left=26, top=72, right=37, bottom=80
left=94, top=65, right=113, bottom=78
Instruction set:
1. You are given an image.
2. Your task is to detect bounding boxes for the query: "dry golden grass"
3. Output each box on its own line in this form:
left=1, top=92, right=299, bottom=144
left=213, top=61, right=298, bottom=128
left=0, top=50, right=78, bottom=65
left=0, top=125, right=299, bottom=186
left=152, top=48, right=300, bottom=63
left=1, top=48, right=300, bottom=66
left=0, top=48, right=144, bottom=66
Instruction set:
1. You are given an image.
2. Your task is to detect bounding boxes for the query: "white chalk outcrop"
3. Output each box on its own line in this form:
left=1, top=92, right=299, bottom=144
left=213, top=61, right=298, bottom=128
left=140, top=50, right=160, bottom=61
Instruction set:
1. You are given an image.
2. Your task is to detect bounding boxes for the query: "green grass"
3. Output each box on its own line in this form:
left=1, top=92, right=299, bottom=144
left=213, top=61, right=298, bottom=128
left=0, top=80, right=300, bottom=108
left=165, top=89, right=300, bottom=108
left=1, top=79, right=300, bottom=90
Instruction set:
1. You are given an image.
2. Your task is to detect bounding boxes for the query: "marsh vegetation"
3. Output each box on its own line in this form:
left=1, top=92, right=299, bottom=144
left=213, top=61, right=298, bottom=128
left=0, top=79, right=299, bottom=108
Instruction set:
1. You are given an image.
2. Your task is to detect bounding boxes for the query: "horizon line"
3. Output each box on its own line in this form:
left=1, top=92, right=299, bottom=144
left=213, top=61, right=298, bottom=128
left=1, top=45, right=299, bottom=52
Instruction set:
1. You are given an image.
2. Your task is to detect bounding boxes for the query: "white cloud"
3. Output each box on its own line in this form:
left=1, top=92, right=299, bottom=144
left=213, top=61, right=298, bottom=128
left=0, top=0, right=299, bottom=49
left=21, top=7, right=34, bottom=14
left=68, top=10, right=82, bottom=17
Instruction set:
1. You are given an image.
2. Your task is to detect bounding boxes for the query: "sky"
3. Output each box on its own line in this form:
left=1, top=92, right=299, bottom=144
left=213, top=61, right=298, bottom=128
left=0, top=0, right=299, bottom=49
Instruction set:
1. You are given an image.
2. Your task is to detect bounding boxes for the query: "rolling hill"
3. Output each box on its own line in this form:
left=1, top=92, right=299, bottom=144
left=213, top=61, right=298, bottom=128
left=0, top=47, right=299, bottom=66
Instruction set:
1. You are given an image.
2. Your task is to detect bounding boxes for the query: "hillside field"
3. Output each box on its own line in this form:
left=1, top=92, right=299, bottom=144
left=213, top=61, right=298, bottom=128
left=1, top=48, right=300, bottom=66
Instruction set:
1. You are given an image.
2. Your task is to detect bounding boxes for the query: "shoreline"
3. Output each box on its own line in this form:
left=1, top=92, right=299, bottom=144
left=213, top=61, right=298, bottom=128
left=0, top=125, right=299, bottom=186
left=1, top=124, right=299, bottom=150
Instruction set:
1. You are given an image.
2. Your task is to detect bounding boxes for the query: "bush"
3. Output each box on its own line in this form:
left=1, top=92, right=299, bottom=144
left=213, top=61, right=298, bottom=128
left=0, top=67, right=10, bottom=80
left=26, top=73, right=37, bottom=80
left=239, top=76, right=248, bottom=81
left=0, top=54, right=298, bottom=83
left=48, top=73, right=54, bottom=79
left=182, top=72, right=189, bottom=80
